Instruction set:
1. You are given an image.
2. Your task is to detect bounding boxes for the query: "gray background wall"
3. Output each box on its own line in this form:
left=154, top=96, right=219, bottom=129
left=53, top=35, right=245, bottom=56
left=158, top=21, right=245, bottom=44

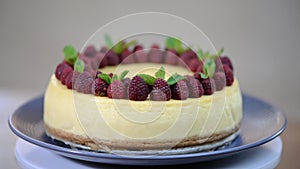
left=1, top=0, right=300, bottom=121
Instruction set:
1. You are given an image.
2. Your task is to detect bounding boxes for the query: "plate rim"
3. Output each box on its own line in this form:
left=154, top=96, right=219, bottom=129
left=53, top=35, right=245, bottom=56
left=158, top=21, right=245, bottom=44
left=8, top=94, right=287, bottom=160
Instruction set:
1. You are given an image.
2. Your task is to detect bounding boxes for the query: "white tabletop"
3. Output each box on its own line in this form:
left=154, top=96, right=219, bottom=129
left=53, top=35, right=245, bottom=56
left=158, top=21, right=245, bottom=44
left=15, top=137, right=282, bottom=169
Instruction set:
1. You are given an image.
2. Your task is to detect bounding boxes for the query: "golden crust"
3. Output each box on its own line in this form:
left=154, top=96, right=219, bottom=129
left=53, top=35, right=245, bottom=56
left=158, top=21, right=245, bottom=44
left=45, top=123, right=240, bottom=151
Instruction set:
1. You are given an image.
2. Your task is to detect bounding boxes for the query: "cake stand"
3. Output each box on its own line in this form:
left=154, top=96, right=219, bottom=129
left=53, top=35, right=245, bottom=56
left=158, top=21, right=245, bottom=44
left=15, top=137, right=282, bottom=169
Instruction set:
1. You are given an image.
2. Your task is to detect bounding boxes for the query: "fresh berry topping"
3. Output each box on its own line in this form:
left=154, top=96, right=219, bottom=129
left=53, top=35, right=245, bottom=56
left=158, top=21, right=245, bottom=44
left=105, top=50, right=120, bottom=66
left=221, top=56, right=234, bottom=71
left=201, top=78, right=216, bottom=95
left=95, top=52, right=107, bottom=68
left=148, top=45, right=163, bottom=63
left=187, top=58, right=201, bottom=72
left=61, top=67, right=73, bottom=85
left=92, top=78, right=108, bottom=96
left=150, top=78, right=171, bottom=101
left=213, top=72, right=226, bottom=91
left=122, top=77, right=131, bottom=98
left=223, top=65, right=234, bottom=86
left=133, top=45, right=147, bottom=63
left=74, top=72, right=93, bottom=94
left=129, top=76, right=149, bottom=101
left=185, top=76, right=204, bottom=98
left=55, top=62, right=70, bottom=80
left=120, top=49, right=134, bottom=64
left=180, top=50, right=197, bottom=64
left=164, top=49, right=178, bottom=65
left=100, top=46, right=108, bottom=53
left=65, top=71, right=74, bottom=89
left=84, top=45, right=97, bottom=57
left=172, top=80, right=189, bottom=100
left=107, top=80, right=126, bottom=99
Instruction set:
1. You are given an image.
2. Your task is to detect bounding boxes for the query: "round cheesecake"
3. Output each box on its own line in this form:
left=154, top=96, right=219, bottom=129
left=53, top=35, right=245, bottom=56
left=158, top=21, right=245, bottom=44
left=44, top=63, right=242, bottom=152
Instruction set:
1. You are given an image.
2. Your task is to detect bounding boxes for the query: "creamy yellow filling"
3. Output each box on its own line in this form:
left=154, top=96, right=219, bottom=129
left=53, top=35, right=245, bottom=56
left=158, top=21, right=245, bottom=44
left=44, top=63, right=242, bottom=142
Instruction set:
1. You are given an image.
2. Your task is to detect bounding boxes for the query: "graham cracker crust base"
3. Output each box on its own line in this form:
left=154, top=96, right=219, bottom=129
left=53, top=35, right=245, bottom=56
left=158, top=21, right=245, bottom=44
left=45, top=123, right=240, bottom=151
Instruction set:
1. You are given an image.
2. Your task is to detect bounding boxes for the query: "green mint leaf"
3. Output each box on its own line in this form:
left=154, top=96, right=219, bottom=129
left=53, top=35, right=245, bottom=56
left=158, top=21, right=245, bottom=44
left=123, top=40, right=138, bottom=49
left=217, top=48, right=224, bottom=56
left=155, top=66, right=165, bottom=79
left=112, top=74, right=118, bottom=82
left=119, top=70, right=129, bottom=80
left=63, top=45, right=78, bottom=65
left=74, top=59, right=85, bottom=73
left=98, top=73, right=111, bottom=84
left=167, top=73, right=186, bottom=85
left=205, top=59, right=216, bottom=78
left=197, top=49, right=204, bottom=61
left=104, top=34, right=113, bottom=48
left=200, top=72, right=209, bottom=79
left=137, top=74, right=156, bottom=85
left=166, top=37, right=176, bottom=49
left=112, top=41, right=123, bottom=55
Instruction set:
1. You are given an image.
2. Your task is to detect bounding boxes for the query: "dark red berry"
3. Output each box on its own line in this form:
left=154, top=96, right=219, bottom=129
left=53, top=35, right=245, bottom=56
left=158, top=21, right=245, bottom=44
left=55, top=62, right=70, bottom=80
left=109, top=73, right=114, bottom=78
left=223, top=65, right=234, bottom=86
left=148, top=44, right=163, bottom=63
left=107, top=80, right=125, bottom=99
left=65, top=71, right=74, bottom=89
left=133, top=45, right=147, bottom=63
left=180, top=50, right=197, bottom=65
left=100, top=46, right=108, bottom=53
left=84, top=45, right=97, bottom=57
left=122, top=78, right=131, bottom=98
left=92, top=78, right=108, bottom=96
left=164, top=49, right=178, bottom=65
left=105, top=50, right=120, bottom=65
left=221, top=56, right=234, bottom=71
left=150, top=78, right=171, bottom=101
left=187, top=58, right=201, bottom=72
left=172, top=80, right=189, bottom=100
left=201, top=78, right=216, bottom=95
left=214, top=72, right=226, bottom=91
left=129, top=76, right=149, bottom=101
left=74, top=72, right=93, bottom=94
left=95, top=52, right=107, bottom=68
left=61, top=67, right=73, bottom=85
left=185, top=76, right=204, bottom=98
left=120, top=49, right=134, bottom=64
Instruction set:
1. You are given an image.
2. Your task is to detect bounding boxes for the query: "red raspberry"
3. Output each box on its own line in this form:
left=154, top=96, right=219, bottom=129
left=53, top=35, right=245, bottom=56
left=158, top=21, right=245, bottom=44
left=84, top=45, right=97, bottom=57
left=201, top=78, right=216, bottom=95
left=92, top=78, right=108, bottom=96
left=195, top=62, right=204, bottom=73
left=65, top=71, right=74, bottom=89
left=120, top=49, right=134, bottom=64
left=105, top=50, right=120, bottom=66
left=129, top=76, right=149, bottom=101
left=180, top=50, right=197, bottom=65
left=172, top=80, right=189, bottom=100
left=133, top=45, right=147, bottom=63
left=223, top=65, right=234, bottom=86
left=61, top=67, right=73, bottom=85
left=221, top=56, right=234, bottom=71
left=94, top=52, right=107, bottom=68
left=55, top=62, right=70, bottom=80
left=150, top=78, right=171, bottom=101
left=148, top=44, right=163, bottom=63
left=74, top=72, right=93, bottom=94
left=214, top=72, right=226, bottom=91
left=187, top=58, right=201, bottom=72
left=122, top=78, right=131, bottom=98
left=185, top=76, right=204, bottom=98
left=107, top=80, right=126, bottom=99
left=164, top=49, right=178, bottom=65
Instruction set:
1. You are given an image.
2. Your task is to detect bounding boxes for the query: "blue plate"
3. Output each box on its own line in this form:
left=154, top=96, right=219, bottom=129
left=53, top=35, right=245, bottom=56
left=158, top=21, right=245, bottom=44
left=8, top=94, right=286, bottom=165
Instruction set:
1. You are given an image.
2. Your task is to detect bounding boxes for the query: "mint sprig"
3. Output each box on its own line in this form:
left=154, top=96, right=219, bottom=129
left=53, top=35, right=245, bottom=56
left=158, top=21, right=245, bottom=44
left=165, top=37, right=188, bottom=55
left=200, top=59, right=216, bottom=79
left=155, top=66, right=165, bottom=79
left=98, top=70, right=129, bottom=84
left=167, top=73, right=186, bottom=85
left=63, top=45, right=78, bottom=65
left=137, top=74, right=156, bottom=85
left=74, top=59, right=85, bottom=73
left=104, top=35, right=138, bottom=55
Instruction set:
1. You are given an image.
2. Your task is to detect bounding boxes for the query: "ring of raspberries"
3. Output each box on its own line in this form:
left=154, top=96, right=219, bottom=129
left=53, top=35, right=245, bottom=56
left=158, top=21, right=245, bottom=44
left=55, top=37, right=234, bottom=101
